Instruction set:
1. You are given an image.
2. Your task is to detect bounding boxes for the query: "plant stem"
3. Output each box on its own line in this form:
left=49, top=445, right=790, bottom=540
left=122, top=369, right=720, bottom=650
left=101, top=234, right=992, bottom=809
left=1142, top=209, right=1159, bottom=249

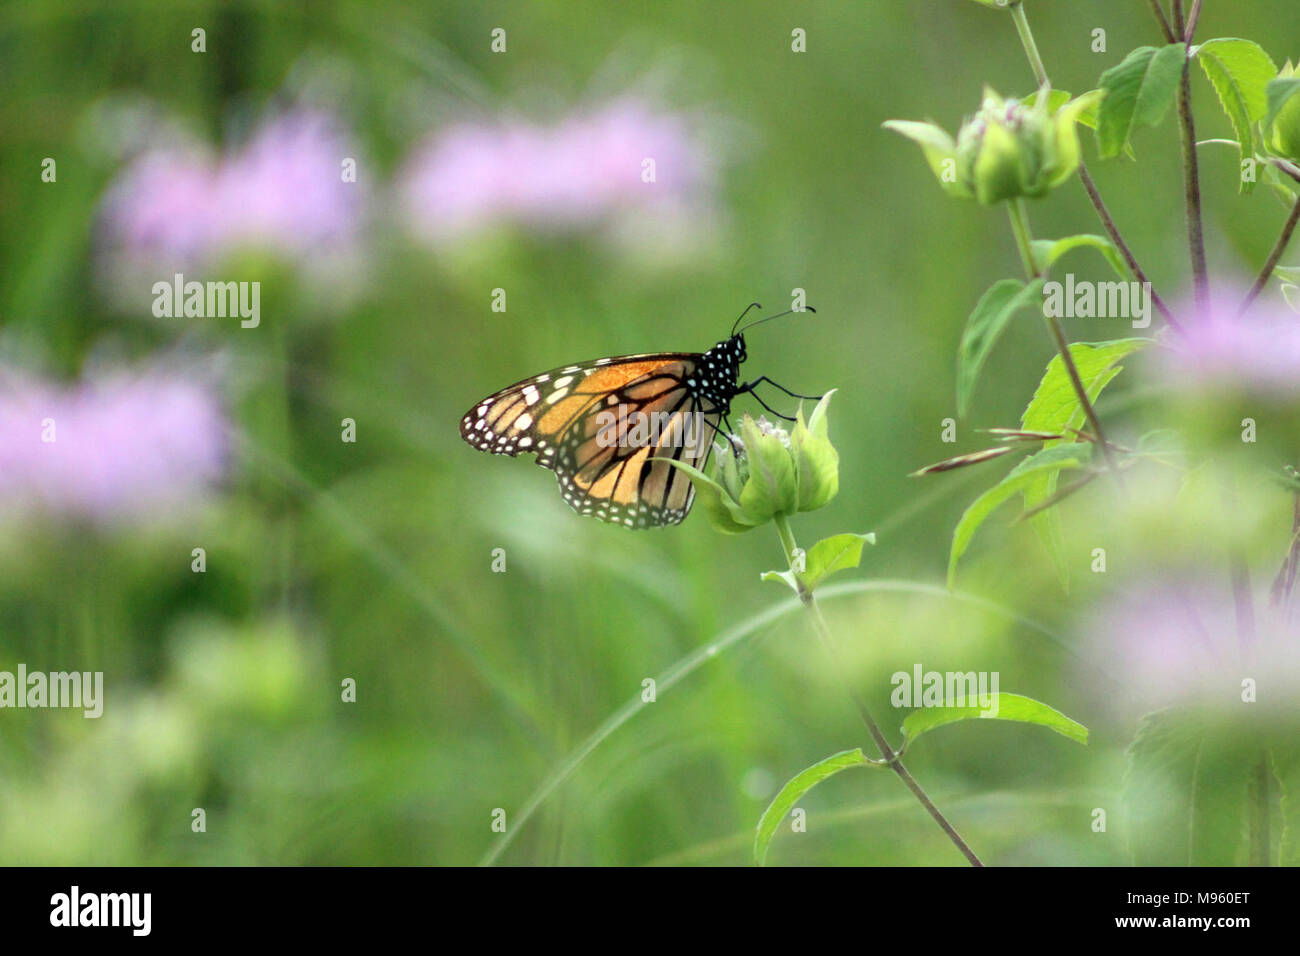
left=1173, top=0, right=1210, bottom=312
left=1077, top=166, right=1182, bottom=331
left=772, top=513, right=984, bottom=867
left=1241, top=195, right=1300, bottom=314
left=1183, top=0, right=1203, bottom=41
left=1148, top=0, right=1176, bottom=42
left=1009, top=2, right=1047, bottom=86
left=1007, top=196, right=1040, bottom=279
left=1007, top=200, right=1123, bottom=479
left=1273, top=157, right=1300, bottom=186
left=1010, top=0, right=1181, bottom=332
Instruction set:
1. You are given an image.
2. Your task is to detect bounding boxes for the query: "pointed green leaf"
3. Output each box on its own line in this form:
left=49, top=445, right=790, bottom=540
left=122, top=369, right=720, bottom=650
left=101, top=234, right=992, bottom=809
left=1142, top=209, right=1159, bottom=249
left=800, top=532, right=876, bottom=592
left=973, top=115, right=1031, bottom=203
left=1096, top=44, right=1187, bottom=158
left=792, top=390, right=839, bottom=512
left=957, top=278, right=1045, bottom=417
left=948, top=444, right=1090, bottom=587
left=1021, top=338, right=1151, bottom=436
left=1018, top=338, right=1149, bottom=586
left=1194, top=39, right=1277, bottom=193
left=659, top=457, right=761, bottom=533
left=1031, top=234, right=1129, bottom=280
left=738, top=415, right=797, bottom=521
left=759, top=568, right=800, bottom=593
left=754, top=749, right=876, bottom=866
left=900, top=692, right=1088, bottom=747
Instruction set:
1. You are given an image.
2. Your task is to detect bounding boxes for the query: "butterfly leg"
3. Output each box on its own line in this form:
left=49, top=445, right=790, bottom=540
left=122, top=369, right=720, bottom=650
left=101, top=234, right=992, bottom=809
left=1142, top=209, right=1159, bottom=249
left=738, top=389, right=799, bottom=423
left=719, top=413, right=744, bottom=452
left=740, top=376, right=823, bottom=401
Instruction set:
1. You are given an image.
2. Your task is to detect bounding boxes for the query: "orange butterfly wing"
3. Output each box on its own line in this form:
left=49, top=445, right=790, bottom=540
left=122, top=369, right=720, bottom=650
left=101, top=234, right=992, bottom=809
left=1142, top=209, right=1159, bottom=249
left=460, top=353, right=723, bottom=527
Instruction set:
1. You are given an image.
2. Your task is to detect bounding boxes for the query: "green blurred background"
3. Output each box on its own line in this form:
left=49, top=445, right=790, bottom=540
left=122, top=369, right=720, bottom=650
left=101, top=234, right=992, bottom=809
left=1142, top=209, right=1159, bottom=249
left=1, top=0, right=1297, bottom=865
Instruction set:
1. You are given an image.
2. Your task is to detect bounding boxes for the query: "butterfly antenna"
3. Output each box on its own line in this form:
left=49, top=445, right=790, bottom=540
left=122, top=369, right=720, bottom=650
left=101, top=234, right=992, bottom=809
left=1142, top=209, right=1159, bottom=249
left=734, top=304, right=816, bottom=337
left=730, top=302, right=764, bottom=337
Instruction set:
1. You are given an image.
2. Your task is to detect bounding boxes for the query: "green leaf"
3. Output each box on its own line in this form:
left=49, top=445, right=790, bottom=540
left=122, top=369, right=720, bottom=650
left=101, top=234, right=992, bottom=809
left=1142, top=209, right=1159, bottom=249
left=972, top=111, right=1031, bottom=203
left=792, top=390, right=839, bottom=512
left=800, top=532, right=876, bottom=592
left=900, top=692, right=1088, bottom=747
left=659, top=457, right=760, bottom=533
left=947, top=444, right=1090, bottom=587
left=1124, top=708, right=1251, bottom=866
left=1193, top=40, right=1277, bottom=121
left=1096, top=44, right=1187, bottom=159
left=1194, top=39, right=1277, bottom=193
left=759, top=568, right=799, bottom=593
left=754, top=749, right=876, bottom=866
left=1030, top=233, right=1129, bottom=280
left=956, top=278, right=1045, bottom=417
left=1021, top=338, right=1151, bottom=437
left=738, top=415, right=798, bottom=522
left=1018, top=338, right=1149, bottom=585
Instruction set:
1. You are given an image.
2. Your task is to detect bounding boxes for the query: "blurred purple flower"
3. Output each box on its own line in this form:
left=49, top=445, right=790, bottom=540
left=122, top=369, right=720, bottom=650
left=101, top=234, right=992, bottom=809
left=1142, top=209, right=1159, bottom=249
left=1156, top=287, right=1300, bottom=395
left=1083, top=576, right=1300, bottom=713
left=0, top=363, right=228, bottom=524
left=398, top=97, right=719, bottom=247
left=98, top=109, right=363, bottom=275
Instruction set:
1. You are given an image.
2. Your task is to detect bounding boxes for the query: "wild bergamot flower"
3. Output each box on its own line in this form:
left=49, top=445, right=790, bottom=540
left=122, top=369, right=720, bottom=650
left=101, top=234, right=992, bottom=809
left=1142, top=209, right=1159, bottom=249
left=674, top=391, right=838, bottom=534
left=884, top=85, right=1100, bottom=204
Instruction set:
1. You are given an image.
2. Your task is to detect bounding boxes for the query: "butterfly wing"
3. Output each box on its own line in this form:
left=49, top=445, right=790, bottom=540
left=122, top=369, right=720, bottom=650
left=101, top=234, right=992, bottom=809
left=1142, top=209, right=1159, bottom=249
left=460, top=353, right=722, bottom=527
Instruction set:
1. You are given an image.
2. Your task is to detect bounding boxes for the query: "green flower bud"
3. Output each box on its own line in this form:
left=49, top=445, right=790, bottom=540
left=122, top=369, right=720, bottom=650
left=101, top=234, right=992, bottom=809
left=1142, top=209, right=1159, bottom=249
left=675, top=391, right=840, bottom=534
left=885, top=85, right=1100, bottom=204
left=1265, top=61, right=1300, bottom=162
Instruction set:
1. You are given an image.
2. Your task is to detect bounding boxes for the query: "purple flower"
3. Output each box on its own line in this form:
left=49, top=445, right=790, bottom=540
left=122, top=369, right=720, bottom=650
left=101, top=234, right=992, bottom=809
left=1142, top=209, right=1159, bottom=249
left=98, top=109, right=364, bottom=279
left=1082, top=576, right=1300, bottom=713
left=1155, top=287, right=1300, bottom=395
left=398, top=97, right=719, bottom=248
left=0, top=362, right=228, bottom=524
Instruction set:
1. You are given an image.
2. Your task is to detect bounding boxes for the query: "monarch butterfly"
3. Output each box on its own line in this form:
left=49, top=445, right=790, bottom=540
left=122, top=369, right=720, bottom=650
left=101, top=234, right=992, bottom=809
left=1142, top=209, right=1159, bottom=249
left=459, top=303, right=818, bottom=528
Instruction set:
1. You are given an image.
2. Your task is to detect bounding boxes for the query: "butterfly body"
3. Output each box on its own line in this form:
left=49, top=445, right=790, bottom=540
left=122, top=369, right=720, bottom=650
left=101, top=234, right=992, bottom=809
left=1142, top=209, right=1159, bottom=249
left=461, top=334, right=748, bottom=528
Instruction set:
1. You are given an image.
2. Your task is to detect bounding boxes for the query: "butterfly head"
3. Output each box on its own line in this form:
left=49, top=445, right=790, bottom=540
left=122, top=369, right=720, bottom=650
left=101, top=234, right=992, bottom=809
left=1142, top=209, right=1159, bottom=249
left=719, top=333, right=747, bottom=366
